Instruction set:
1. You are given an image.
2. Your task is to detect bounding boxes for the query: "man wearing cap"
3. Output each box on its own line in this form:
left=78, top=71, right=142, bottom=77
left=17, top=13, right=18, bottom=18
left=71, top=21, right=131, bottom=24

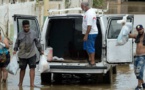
left=129, top=24, right=145, bottom=90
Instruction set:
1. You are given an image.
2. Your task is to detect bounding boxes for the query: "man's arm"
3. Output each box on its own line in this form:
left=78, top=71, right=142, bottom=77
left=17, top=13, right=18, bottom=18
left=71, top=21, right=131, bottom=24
left=83, top=26, right=91, bottom=41
left=129, top=34, right=137, bottom=39
left=34, top=32, right=43, bottom=54
left=13, top=36, right=19, bottom=54
left=34, top=38, right=42, bottom=51
left=3, top=38, right=9, bottom=49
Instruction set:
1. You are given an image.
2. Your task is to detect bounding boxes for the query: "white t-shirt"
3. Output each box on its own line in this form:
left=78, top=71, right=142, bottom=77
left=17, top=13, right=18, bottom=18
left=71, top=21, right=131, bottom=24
left=82, top=8, right=98, bottom=34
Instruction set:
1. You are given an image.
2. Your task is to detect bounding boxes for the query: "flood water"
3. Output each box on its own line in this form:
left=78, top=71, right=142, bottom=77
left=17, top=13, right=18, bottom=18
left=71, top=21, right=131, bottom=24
left=1, top=1, right=145, bottom=90
left=1, top=64, right=137, bottom=90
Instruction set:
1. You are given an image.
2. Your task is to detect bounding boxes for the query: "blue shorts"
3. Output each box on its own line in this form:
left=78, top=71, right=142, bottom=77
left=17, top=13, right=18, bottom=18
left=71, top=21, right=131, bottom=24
left=134, top=55, right=145, bottom=80
left=83, top=34, right=97, bottom=54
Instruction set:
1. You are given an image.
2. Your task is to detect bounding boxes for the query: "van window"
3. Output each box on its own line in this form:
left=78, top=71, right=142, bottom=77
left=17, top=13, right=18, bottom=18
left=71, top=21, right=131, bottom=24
left=17, top=19, right=40, bottom=38
left=107, top=19, right=131, bottom=39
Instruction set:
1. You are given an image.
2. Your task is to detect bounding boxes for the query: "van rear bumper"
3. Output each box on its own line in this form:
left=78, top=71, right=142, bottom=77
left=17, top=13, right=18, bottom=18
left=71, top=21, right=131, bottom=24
left=46, top=65, right=108, bottom=74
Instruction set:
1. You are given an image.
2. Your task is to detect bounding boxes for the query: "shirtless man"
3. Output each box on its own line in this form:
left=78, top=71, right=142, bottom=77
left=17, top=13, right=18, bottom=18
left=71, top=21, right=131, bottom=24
left=129, top=25, right=145, bottom=90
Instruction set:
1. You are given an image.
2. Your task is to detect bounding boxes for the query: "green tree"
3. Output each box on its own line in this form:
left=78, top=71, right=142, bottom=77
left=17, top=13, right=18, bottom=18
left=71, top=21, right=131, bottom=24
left=93, top=0, right=106, bottom=8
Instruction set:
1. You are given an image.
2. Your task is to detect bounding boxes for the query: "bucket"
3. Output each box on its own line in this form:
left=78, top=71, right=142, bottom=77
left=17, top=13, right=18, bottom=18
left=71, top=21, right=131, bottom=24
left=44, top=47, right=53, bottom=61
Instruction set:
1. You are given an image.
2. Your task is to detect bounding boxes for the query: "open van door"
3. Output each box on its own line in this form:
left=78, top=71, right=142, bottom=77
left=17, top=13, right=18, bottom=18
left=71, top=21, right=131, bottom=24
left=12, top=14, right=41, bottom=62
left=106, top=15, right=134, bottom=64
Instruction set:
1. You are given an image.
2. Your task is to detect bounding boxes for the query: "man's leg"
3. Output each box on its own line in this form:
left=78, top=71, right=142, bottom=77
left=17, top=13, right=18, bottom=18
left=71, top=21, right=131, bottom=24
left=88, top=34, right=97, bottom=65
left=28, top=55, right=36, bottom=87
left=2, top=67, right=8, bottom=83
left=90, top=53, right=95, bottom=65
left=87, top=52, right=91, bottom=63
left=18, top=58, right=27, bottom=86
left=137, top=79, right=142, bottom=87
left=141, top=79, right=144, bottom=84
left=84, top=41, right=91, bottom=64
left=30, top=68, right=35, bottom=87
left=19, top=69, right=26, bottom=86
left=135, top=56, right=145, bottom=88
left=2, top=53, right=10, bottom=83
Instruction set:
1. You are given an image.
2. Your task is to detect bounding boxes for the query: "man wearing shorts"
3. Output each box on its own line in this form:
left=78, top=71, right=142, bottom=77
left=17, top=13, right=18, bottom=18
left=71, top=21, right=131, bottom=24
left=13, top=20, right=43, bottom=87
left=81, top=2, right=98, bottom=66
left=129, top=25, right=145, bottom=90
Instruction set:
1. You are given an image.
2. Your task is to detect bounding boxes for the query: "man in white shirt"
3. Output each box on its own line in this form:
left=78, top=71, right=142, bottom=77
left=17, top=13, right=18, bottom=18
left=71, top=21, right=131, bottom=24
left=81, top=2, right=98, bottom=66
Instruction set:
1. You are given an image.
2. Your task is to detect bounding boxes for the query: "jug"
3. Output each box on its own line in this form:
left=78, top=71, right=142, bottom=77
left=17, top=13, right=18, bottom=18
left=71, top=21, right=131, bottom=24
left=44, top=47, right=53, bottom=61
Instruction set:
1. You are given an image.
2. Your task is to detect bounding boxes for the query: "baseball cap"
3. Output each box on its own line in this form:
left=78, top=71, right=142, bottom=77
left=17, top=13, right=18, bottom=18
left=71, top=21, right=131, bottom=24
left=136, top=24, right=143, bottom=31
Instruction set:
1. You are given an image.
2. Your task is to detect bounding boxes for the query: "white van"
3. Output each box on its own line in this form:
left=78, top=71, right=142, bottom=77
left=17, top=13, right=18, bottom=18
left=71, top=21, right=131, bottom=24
left=12, top=11, right=134, bottom=84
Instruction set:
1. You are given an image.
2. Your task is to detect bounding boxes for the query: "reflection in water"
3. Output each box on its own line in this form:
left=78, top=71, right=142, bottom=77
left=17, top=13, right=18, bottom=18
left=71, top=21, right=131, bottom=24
left=0, top=83, right=8, bottom=90
left=19, top=87, right=34, bottom=90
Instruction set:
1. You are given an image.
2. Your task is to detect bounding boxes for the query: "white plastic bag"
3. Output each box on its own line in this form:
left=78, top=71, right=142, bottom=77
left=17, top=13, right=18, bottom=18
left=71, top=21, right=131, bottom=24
left=117, top=14, right=128, bottom=24
left=116, top=22, right=132, bottom=45
left=6, top=54, right=19, bottom=75
left=116, top=14, right=133, bottom=45
left=38, top=55, right=50, bottom=73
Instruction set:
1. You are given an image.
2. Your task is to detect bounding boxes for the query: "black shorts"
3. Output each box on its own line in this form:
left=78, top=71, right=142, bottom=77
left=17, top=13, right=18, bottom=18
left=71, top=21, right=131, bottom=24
left=19, top=55, right=36, bottom=70
left=0, top=52, right=10, bottom=68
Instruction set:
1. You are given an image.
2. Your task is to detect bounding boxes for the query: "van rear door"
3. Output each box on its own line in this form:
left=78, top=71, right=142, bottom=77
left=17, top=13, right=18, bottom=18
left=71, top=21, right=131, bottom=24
left=106, top=15, right=134, bottom=64
left=13, top=14, right=41, bottom=62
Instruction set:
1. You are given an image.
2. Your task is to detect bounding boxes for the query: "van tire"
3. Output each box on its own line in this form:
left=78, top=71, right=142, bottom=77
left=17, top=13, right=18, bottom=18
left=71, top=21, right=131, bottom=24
left=53, top=73, right=63, bottom=83
left=103, top=67, right=113, bottom=84
left=112, top=66, right=117, bottom=74
left=41, top=73, right=51, bottom=84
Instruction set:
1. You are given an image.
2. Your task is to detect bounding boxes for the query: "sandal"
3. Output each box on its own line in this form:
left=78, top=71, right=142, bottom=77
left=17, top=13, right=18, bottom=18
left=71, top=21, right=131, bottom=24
left=90, top=64, right=96, bottom=67
left=86, top=59, right=91, bottom=65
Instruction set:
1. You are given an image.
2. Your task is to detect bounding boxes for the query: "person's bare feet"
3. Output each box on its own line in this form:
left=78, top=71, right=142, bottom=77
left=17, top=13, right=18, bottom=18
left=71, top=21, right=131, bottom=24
left=90, top=62, right=95, bottom=65
left=30, top=84, right=34, bottom=87
left=2, top=79, right=6, bottom=83
left=18, top=83, right=22, bottom=87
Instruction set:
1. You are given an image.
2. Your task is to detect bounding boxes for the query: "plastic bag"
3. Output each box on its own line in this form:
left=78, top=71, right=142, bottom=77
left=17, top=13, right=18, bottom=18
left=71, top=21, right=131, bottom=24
left=6, top=54, right=19, bottom=75
left=117, top=14, right=128, bottom=24
left=38, top=55, right=50, bottom=73
left=116, top=22, right=132, bottom=45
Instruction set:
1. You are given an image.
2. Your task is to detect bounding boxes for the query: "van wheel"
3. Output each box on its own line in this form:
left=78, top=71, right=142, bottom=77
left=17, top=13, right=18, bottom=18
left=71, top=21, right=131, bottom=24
left=41, top=73, right=51, bottom=84
left=103, top=67, right=113, bottom=84
left=79, top=74, right=91, bottom=84
left=53, top=73, right=63, bottom=83
left=112, top=66, right=117, bottom=74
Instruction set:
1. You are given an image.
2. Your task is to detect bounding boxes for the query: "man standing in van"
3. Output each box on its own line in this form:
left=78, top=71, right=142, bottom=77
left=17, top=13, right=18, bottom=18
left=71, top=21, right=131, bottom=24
left=129, top=25, right=145, bottom=90
left=81, top=2, right=98, bottom=66
left=13, top=20, right=43, bottom=87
